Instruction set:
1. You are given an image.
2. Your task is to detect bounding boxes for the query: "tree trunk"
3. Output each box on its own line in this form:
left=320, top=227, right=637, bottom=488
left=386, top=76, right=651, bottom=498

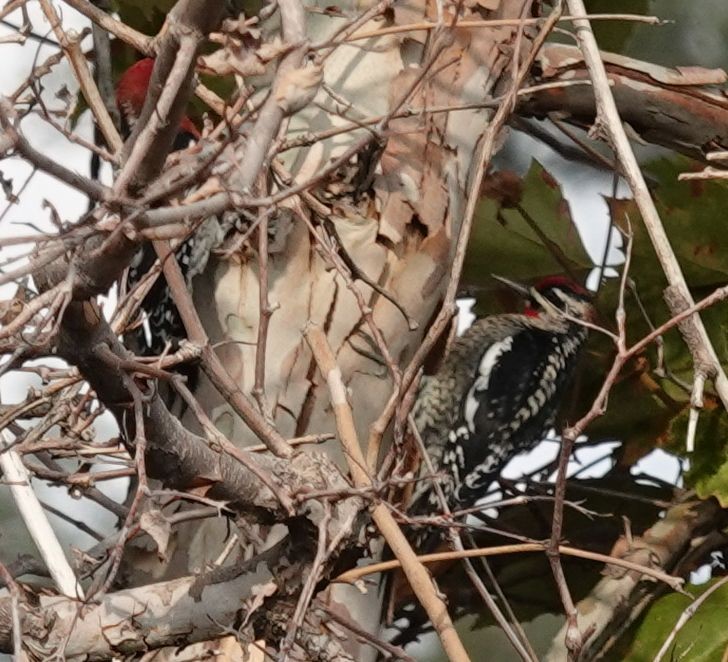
left=123, top=0, right=536, bottom=655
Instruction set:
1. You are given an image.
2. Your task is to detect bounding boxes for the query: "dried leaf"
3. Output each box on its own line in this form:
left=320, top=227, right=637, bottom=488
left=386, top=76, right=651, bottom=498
left=274, top=63, right=323, bottom=115
left=481, top=170, right=524, bottom=208
left=199, top=45, right=266, bottom=78
left=220, top=16, right=261, bottom=40
left=0, top=297, right=25, bottom=325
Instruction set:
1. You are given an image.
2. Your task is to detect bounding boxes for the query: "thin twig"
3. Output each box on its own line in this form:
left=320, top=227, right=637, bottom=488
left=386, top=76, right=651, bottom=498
left=60, top=0, right=151, bottom=54
left=114, top=36, right=199, bottom=193
left=253, top=209, right=275, bottom=420
left=408, top=416, right=537, bottom=661
left=38, top=0, right=122, bottom=153
left=335, top=13, right=664, bottom=45
left=279, top=505, right=331, bottom=660
left=305, top=325, right=471, bottom=662
left=335, top=542, right=684, bottom=590
left=316, top=602, right=416, bottom=662
left=150, top=240, right=294, bottom=458
left=565, top=0, right=728, bottom=415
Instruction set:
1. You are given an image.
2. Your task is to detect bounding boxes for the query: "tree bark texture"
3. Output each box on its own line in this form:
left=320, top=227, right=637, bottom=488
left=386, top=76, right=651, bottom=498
left=122, top=0, right=536, bottom=656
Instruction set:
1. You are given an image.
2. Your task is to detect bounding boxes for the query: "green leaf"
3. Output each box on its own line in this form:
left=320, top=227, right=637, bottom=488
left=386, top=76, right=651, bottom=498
left=583, top=0, right=651, bottom=54
left=678, top=405, right=728, bottom=505
left=600, top=156, right=728, bottom=472
left=624, top=578, right=728, bottom=662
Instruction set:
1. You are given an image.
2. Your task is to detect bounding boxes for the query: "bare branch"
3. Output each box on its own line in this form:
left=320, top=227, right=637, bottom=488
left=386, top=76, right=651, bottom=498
left=39, top=0, right=123, bottom=153
left=61, top=0, right=152, bottom=54
left=519, top=44, right=728, bottom=162
left=564, top=0, right=728, bottom=413
left=0, top=430, right=83, bottom=599
left=54, top=301, right=331, bottom=516
left=305, top=324, right=471, bottom=662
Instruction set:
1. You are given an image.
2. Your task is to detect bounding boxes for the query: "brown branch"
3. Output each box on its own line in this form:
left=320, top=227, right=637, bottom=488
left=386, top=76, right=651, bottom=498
left=150, top=240, right=294, bottom=458
left=116, top=0, right=225, bottom=192
left=24, top=0, right=226, bottom=303
left=39, top=0, right=122, bottom=154
left=53, top=301, right=319, bottom=515
left=337, top=13, right=663, bottom=45
left=304, top=325, right=471, bottom=662
left=171, top=377, right=295, bottom=515
left=315, top=602, right=416, bottom=662
left=519, top=44, right=728, bottom=162
left=0, top=99, right=110, bottom=201
left=61, top=0, right=152, bottom=54
left=335, top=541, right=684, bottom=589
left=230, top=0, right=307, bottom=192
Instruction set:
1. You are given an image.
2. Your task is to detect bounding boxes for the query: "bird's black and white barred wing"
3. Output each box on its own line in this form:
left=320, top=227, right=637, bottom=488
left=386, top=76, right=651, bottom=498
left=125, top=215, right=223, bottom=356
left=443, top=323, right=587, bottom=503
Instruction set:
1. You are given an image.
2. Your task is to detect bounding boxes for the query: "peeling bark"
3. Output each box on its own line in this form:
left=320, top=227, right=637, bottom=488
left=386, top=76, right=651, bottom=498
left=520, top=44, right=728, bottom=160
left=148, top=1, right=538, bottom=657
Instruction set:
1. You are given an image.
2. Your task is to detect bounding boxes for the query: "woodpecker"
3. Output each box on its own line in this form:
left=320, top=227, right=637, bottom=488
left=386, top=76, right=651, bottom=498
left=115, top=58, right=200, bottom=149
left=116, top=59, right=221, bottom=357
left=413, top=275, right=594, bottom=512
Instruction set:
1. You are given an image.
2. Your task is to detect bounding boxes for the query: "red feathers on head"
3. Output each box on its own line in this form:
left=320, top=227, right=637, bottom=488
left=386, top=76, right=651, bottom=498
left=533, top=275, right=589, bottom=297
left=115, top=58, right=200, bottom=139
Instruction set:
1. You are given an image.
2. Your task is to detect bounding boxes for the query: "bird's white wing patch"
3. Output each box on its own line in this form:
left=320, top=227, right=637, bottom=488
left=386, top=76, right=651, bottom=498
left=464, top=336, right=514, bottom=432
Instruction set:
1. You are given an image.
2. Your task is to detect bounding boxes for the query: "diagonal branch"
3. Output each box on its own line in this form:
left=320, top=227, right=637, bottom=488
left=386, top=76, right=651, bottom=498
left=150, top=240, right=294, bottom=459
left=40, top=0, right=122, bottom=154
left=564, top=0, right=728, bottom=412
left=0, top=429, right=83, bottom=599
left=54, top=301, right=329, bottom=516
left=30, top=0, right=225, bottom=301
left=116, top=0, right=225, bottom=191
left=304, top=325, right=471, bottom=662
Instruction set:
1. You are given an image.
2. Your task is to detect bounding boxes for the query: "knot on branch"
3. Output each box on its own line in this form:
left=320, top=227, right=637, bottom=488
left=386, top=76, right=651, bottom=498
left=663, top=284, right=716, bottom=377
left=176, top=339, right=203, bottom=362
left=588, top=113, right=611, bottom=144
